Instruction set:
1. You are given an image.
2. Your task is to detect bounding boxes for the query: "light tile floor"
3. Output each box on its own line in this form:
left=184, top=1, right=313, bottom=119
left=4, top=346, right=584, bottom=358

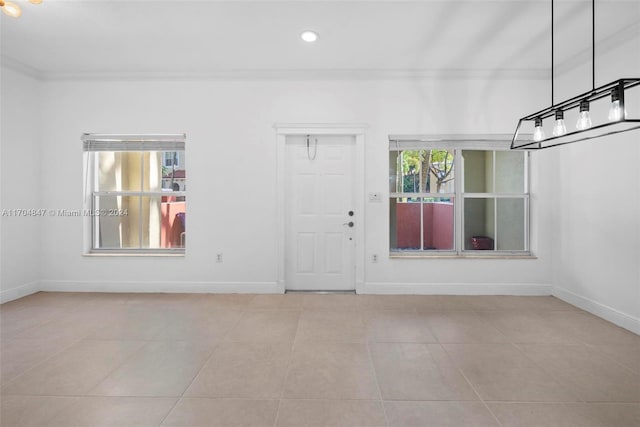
left=1, top=292, right=639, bottom=426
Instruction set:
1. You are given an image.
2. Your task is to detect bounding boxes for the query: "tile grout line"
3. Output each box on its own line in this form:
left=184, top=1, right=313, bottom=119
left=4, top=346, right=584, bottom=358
left=83, top=340, right=152, bottom=397
left=420, top=307, right=504, bottom=426
left=2, top=308, right=153, bottom=413
left=365, top=337, right=391, bottom=427
left=0, top=300, right=147, bottom=389
left=2, top=294, right=88, bottom=337
left=0, top=297, right=108, bottom=385
left=582, top=342, right=640, bottom=377
left=0, top=294, right=177, bottom=390
left=272, top=306, right=303, bottom=427
left=508, top=341, right=587, bottom=404
left=9, top=393, right=547, bottom=401
left=438, top=343, right=505, bottom=427
left=156, top=301, right=251, bottom=427
left=0, top=334, right=88, bottom=388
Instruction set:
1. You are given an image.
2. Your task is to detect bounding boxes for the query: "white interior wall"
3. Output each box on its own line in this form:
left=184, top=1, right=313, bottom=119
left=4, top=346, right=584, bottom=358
left=24, top=76, right=553, bottom=295
left=0, top=67, right=42, bottom=302
left=542, top=34, right=640, bottom=333
left=4, top=56, right=637, bottom=333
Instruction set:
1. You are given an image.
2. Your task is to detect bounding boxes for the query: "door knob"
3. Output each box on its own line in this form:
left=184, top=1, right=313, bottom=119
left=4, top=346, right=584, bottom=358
left=343, top=221, right=354, bottom=228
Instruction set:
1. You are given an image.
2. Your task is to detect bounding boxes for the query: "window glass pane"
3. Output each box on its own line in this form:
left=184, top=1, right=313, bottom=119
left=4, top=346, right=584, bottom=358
left=496, top=198, right=525, bottom=250
left=160, top=151, right=186, bottom=192
left=423, top=197, right=454, bottom=250
left=96, top=152, right=142, bottom=192
left=93, top=196, right=186, bottom=250
left=141, top=152, right=163, bottom=192
left=140, top=196, right=162, bottom=248
left=398, top=150, right=429, bottom=193
left=389, top=149, right=454, bottom=194
left=495, top=151, right=525, bottom=193
left=160, top=196, right=187, bottom=248
left=94, top=195, right=139, bottom=249
left=390, top=197, right=455, bottom=251
left=142, top=196, right=186, bottom=249
left=426, top=149, right=455, bottom=193
left=462, top=150, right=493, bottom=193
left=464, top=198, right=495, bottom=250
left=96, top=151, right=186, bottom=193
left=390, top=197, right=422, bottom=250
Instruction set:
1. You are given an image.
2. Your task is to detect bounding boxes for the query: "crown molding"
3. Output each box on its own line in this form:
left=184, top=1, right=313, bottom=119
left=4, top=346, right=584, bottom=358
left=32, top=67, right=548, bottom=82
left=0, top=55, right=43, bottom=80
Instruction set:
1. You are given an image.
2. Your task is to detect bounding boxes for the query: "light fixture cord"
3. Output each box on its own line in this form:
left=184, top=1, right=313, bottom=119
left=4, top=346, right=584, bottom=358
left=592, top=0, right=595, bottom=91
left=551, top=0, right=554, bottom=105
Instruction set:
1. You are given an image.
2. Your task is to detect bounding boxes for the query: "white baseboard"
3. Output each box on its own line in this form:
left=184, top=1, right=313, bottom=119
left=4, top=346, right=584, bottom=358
left=4, top=281, right=550, bottom=300
left=0, top=281, right=40, bottom=304
left=552, top=286, right=640, bottom=335
left=361, top=282, right=552, bottom=295
left=39, top=280, right=282, bottom=294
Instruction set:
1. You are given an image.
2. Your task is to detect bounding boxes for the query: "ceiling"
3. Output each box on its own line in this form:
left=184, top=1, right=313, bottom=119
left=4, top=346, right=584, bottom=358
left=1, top=0, right=638, bottom=80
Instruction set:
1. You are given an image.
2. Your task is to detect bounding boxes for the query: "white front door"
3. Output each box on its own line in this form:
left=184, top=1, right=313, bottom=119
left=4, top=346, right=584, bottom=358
left=285, top=135, right=356, bottom=291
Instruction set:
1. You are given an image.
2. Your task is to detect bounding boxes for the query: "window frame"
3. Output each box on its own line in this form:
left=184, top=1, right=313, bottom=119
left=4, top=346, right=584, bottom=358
left=389, top=135, right=531, bottom=258
left=82, top=134, right=186, bottom=256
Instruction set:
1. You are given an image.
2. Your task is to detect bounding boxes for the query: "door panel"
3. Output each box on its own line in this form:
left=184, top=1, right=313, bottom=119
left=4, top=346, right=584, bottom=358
left=324, top=232, right=343, bottom=273
left=296, top=174, right=316, bottom=214
left=296, top=233, right=316, bottom=273
left=285, top=135, right=355, bottom=291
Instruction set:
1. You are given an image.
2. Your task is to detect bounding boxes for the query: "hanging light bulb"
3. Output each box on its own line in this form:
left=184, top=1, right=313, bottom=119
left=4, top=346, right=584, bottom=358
left=608, top=87, right=626, bottom=121
left=608, top=87, right=623, bottom=121
left=576, top=100, right=593, bottom=130
left=29, top=0, right=43, bottom=4
left=533, top=117, right=545, bottom=142
left=0, top=0, right=22, bottom=18
left=552, top=110, right=567, bottom=136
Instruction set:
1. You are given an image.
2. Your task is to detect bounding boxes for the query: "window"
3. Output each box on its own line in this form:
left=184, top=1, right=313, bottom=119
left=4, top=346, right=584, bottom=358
left=82, top=134, right=186, bottom=254
left=163, top=151, right=180, bottom=168
left=389, top=136, right=529, bottom=256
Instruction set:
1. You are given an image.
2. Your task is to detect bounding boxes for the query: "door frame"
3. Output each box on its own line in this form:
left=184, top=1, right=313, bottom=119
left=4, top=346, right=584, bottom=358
left=275, top=123, right=366, bottom=293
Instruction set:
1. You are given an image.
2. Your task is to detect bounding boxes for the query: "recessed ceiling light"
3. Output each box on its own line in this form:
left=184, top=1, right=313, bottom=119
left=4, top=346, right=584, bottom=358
left=301, top=31, right=319, bottom=43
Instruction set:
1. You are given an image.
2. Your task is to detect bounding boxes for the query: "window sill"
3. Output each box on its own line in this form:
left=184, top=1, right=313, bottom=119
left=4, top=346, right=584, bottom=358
left=389, top=252, right=536, bottom=260
left=83, top=252, right=185, bottom=258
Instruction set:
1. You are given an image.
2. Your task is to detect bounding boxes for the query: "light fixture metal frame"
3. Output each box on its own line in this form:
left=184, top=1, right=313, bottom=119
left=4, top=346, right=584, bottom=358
left=511, top=0, right=640, bottom=150
left=511, top=78, right=640, bottom=150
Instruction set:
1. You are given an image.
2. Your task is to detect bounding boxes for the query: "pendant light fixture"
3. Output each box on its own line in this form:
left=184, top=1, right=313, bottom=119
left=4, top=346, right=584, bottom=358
left=1, top=0, right=43, bottom=18
left=511, top=0, right=640, bottom=150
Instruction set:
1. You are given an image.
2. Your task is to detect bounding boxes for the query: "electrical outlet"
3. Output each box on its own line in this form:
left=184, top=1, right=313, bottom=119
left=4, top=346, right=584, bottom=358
left=216, top=253, right=223, bottom=262
left=372, top=254, right=378, bottom=263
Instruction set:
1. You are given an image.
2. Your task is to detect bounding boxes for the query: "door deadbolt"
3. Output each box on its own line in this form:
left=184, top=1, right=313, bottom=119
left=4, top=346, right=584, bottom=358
left=348, top=211, right=354, bottom=216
